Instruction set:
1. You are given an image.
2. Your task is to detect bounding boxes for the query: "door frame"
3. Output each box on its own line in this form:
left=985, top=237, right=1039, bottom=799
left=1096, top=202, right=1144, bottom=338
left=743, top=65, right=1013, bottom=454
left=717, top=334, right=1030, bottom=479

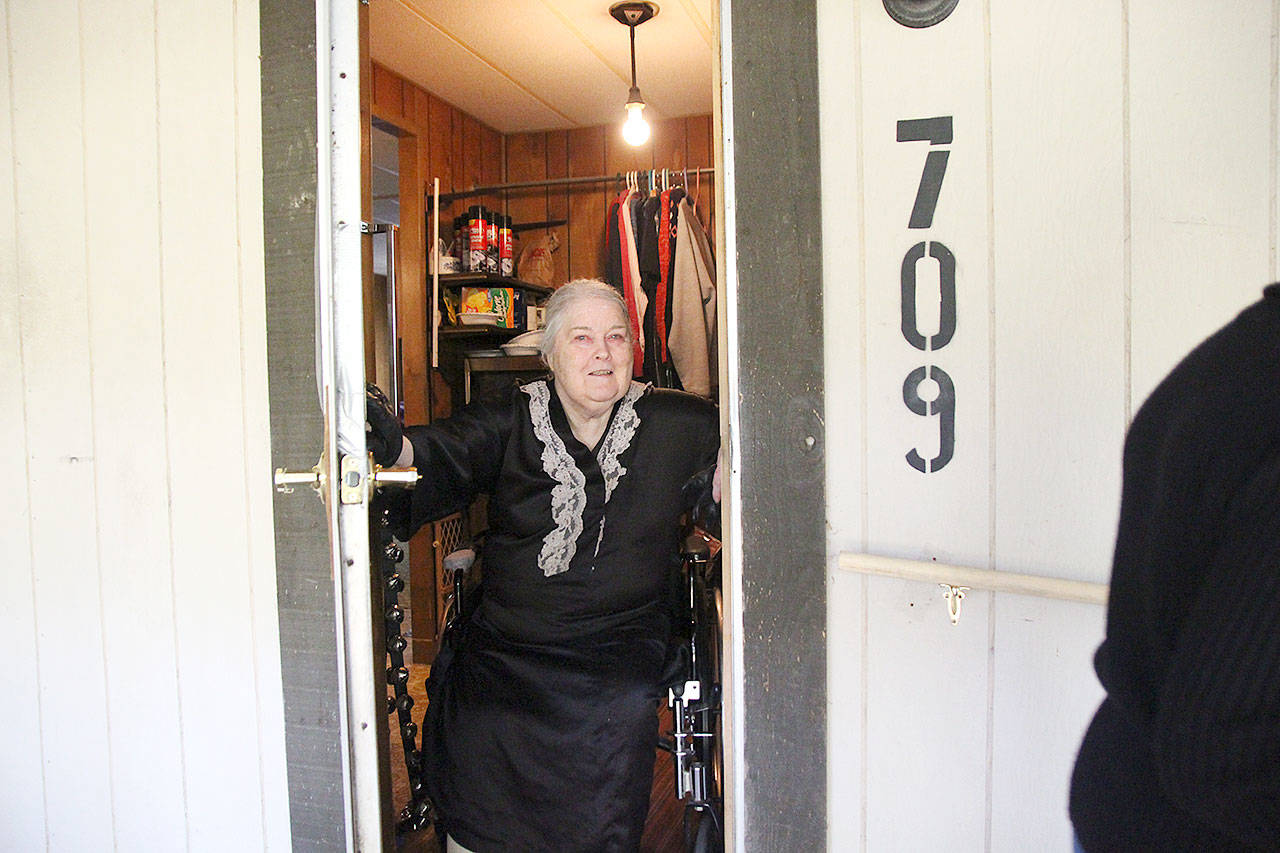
left=261, top=0, right=830, bottom=849
left=717, top=1, right=827, bottom=849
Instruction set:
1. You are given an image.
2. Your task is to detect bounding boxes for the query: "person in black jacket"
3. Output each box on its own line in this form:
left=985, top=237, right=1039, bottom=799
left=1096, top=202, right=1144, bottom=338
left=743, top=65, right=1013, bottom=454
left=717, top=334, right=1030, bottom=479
left=1069, top=285, right=1280, bottom=851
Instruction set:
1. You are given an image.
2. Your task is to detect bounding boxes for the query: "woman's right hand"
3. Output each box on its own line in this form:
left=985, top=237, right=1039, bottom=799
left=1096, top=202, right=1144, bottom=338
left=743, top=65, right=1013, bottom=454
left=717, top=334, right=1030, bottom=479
left=366, top=383, right=405, bottom=467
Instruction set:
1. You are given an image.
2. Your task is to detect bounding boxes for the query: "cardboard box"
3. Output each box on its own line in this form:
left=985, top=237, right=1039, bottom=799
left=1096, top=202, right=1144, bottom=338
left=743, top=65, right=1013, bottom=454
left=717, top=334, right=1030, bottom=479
left=460, top=287, right=517, bottom=328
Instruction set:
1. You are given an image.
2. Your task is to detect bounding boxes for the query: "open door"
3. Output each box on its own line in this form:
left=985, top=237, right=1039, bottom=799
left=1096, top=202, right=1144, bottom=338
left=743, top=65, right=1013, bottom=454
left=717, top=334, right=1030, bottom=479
left=267, top=1, right=387, bottom=848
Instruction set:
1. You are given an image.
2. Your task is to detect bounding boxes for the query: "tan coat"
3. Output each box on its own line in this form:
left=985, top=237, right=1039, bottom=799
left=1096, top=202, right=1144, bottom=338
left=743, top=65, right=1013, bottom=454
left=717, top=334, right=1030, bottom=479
left=668, top=198, right=717, bottom=397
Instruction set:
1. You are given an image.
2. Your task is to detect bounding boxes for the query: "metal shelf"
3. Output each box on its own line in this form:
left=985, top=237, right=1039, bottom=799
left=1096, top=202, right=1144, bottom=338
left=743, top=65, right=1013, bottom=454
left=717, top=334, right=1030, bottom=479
left=437, top=273, right=553, bottom=297
left=438, top=325, right=525, bottom=337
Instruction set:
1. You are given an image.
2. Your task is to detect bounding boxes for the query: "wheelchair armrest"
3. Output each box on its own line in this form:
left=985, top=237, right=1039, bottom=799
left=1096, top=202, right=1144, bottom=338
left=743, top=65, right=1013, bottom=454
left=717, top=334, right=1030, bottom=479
left=443, top=548, right=475, bottom=575
left=681, top=532, right=711, bottom=560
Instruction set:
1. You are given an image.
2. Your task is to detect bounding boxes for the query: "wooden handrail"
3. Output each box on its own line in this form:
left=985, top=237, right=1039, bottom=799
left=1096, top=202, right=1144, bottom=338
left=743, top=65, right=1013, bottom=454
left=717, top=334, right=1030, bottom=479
left=838, top=552, right=1108, bottom=606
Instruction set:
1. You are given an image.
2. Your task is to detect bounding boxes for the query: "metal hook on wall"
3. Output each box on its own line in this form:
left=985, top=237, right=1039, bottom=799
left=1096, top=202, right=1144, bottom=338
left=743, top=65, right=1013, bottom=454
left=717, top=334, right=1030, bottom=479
left=938, top=583, right=969, bottom=625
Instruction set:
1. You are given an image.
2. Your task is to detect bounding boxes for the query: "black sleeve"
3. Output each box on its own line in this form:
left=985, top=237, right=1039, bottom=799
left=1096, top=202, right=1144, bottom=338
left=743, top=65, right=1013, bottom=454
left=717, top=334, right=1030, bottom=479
left=1151, top=450, right=1280, bottom=846
left=674, top=394, right=720, bottom=537
left=682, top=463, right=720, bottom=538
left=398, top=396, right=516, bottom=538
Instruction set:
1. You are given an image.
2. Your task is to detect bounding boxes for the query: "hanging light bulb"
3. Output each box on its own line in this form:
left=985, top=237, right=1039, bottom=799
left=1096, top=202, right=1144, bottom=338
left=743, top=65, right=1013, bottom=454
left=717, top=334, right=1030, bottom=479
left=611, top=2, right=657, bottom=147
left=622, top=90, right=650, bottom=146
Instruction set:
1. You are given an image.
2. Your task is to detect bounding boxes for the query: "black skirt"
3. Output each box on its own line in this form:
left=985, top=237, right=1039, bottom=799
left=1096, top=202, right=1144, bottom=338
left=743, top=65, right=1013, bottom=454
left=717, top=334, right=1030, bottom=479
left=422, top=606, right=669, bottom=852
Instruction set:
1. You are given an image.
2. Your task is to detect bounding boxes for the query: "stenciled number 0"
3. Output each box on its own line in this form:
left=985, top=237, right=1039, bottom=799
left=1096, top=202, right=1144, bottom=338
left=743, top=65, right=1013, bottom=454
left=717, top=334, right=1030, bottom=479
left=897, top=116, right=956, bottom=473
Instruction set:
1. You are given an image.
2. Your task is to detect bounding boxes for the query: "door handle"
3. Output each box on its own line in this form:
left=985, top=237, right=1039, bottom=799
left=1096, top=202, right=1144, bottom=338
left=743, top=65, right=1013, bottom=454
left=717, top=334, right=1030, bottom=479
left=274, top=454, right=418, bottom=503
left=274, top=460, right=324, bottom=497
left=355, top=458, right=419, bottom=505
left=370, top=464, right=418, bottom=489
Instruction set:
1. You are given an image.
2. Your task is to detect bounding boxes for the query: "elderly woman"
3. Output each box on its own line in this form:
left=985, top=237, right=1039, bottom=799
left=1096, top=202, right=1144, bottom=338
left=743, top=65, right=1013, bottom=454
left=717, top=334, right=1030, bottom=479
left=369, top=279, right=720, bottom=851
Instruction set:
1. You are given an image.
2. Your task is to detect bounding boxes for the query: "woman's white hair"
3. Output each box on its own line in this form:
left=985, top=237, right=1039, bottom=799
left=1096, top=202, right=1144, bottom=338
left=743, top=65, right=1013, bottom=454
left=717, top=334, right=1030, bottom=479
left=538, top=278, right=630, bottom=366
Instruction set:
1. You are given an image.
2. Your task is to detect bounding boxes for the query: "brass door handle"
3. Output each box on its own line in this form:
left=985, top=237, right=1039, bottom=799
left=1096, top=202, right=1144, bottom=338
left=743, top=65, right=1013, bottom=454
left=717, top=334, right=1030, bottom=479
left=275, top=454, right=417, bottom=504
left=370, top=466, right=419, bottom=488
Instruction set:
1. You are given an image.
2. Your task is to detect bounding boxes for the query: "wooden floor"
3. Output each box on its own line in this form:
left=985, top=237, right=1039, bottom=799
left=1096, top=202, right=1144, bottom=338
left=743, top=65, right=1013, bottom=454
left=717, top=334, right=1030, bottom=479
left=387, top=664, right=687, bottom=852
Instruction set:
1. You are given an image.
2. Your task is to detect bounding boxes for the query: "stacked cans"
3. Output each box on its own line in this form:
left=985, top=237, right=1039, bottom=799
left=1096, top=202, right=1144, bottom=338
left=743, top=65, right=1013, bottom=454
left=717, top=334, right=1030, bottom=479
left=454, top=206, right=514, bottom=277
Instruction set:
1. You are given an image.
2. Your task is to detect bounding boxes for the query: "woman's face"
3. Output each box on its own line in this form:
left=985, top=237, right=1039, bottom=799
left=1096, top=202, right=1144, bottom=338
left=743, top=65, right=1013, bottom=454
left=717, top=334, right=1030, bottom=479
left=548, top=297, right=633, bottom=413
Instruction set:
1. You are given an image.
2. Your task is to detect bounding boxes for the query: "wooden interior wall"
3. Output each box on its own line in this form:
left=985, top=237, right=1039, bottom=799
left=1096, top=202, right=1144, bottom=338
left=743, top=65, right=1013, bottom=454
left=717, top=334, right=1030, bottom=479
left=371, top=62, right=715, bottom=296
left=505, top=115, right=716, bottom=285
left=370, top=62, right=506, bottom=419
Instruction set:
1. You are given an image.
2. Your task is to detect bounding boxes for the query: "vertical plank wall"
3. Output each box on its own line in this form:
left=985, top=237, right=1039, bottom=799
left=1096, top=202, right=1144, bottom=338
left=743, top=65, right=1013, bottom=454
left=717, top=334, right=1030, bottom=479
left=508, top=115, right=716, bottom=284
left=372, top=61, right=715, bottom=291
left=1, top=1, right=289, bottom=849
left=820, top=0, right=1278, bottom=849
left=986, top=4, right=1124, bottom=849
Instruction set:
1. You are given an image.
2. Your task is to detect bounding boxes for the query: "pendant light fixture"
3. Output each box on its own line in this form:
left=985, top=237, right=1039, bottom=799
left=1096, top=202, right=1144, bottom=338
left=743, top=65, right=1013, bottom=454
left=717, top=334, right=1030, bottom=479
left=610, top=2, right=658, bottom=147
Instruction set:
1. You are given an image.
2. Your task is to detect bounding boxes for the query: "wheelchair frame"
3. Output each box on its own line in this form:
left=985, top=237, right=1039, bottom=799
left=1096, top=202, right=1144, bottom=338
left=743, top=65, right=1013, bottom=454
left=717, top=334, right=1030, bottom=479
left=661, top=529, right=725, bottom=852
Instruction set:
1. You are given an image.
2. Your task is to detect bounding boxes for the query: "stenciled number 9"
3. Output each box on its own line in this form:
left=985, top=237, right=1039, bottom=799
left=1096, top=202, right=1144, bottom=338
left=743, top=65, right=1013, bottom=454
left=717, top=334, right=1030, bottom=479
left=902, top=365, right=955, bottom=473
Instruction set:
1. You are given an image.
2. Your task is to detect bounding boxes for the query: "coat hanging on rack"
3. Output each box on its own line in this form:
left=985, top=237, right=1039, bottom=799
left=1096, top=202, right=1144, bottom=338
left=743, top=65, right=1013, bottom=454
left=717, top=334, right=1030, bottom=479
left=668, top=194, right=717, bottom=397
left=606, top=180, right=646, bottom=374
left=604, top=173, right=717, bottom=397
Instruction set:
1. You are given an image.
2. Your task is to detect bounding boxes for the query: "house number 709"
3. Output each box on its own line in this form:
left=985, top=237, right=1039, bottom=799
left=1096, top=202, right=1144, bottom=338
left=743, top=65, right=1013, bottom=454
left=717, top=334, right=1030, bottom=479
left=897, top=116, right=955, bottom=473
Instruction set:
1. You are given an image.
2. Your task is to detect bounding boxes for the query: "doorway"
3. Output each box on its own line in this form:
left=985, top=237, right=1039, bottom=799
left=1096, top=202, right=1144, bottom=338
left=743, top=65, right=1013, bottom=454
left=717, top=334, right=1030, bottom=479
left=364, top=5, right=724, bottom=849
left=261, top=1, right=828, bottom=850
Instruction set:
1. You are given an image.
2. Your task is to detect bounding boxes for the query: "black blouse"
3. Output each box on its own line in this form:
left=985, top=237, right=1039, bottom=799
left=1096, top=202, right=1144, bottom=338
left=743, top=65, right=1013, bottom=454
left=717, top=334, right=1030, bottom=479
left=402, top=379, right=719, bottom=644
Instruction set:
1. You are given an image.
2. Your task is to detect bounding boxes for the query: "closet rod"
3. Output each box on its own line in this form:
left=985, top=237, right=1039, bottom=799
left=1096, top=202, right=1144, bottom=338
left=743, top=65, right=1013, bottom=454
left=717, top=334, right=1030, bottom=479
left=435, top=167, right=715, bottom=204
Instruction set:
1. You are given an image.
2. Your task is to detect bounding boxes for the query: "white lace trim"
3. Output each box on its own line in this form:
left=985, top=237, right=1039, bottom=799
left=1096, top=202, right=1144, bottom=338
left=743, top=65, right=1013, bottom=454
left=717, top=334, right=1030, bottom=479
left=592, top=383, right=646, bottom=559
left=522, top=380, right=649, bottom=576
left=523, top=381, right=586, bottom=577
left=597, top=382, right=646, bottom=502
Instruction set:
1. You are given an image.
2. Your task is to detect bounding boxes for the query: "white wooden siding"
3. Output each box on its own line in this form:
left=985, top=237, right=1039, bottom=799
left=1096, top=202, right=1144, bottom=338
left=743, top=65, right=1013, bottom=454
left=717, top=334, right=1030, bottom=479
left=821, top=0, right=1279, bottom=849
left=0, top=1, right=289, bottom=850
left=986, top=4, right=1124, bottom=847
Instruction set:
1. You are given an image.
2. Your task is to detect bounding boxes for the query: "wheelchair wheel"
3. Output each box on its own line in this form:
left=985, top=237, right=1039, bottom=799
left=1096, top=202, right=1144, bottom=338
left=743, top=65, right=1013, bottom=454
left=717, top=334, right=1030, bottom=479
left=687, top=557, right=724, bottom=852
left=684, top=805, right=723, bottom=853
left=692, top=563, right=724, bottom=794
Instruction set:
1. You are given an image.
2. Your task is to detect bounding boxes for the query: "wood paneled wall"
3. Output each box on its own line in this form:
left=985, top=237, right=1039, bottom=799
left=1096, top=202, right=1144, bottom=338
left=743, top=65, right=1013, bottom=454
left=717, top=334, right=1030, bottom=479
left=371, top=62, right=715, bottom=296
left=369, top=61, right=505, bottom=427
left=505, top=115, right=716, bottom=285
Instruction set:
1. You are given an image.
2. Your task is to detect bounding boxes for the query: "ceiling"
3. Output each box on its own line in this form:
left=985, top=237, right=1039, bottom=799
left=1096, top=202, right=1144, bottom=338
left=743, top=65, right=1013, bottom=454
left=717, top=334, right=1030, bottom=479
left=368, top=0, right=717, bottom=135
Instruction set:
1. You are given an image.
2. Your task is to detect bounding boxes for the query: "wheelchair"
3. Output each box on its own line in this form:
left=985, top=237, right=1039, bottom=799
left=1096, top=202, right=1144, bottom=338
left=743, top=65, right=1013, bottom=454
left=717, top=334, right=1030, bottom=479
left=659, top=528, right=726, bottom=852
